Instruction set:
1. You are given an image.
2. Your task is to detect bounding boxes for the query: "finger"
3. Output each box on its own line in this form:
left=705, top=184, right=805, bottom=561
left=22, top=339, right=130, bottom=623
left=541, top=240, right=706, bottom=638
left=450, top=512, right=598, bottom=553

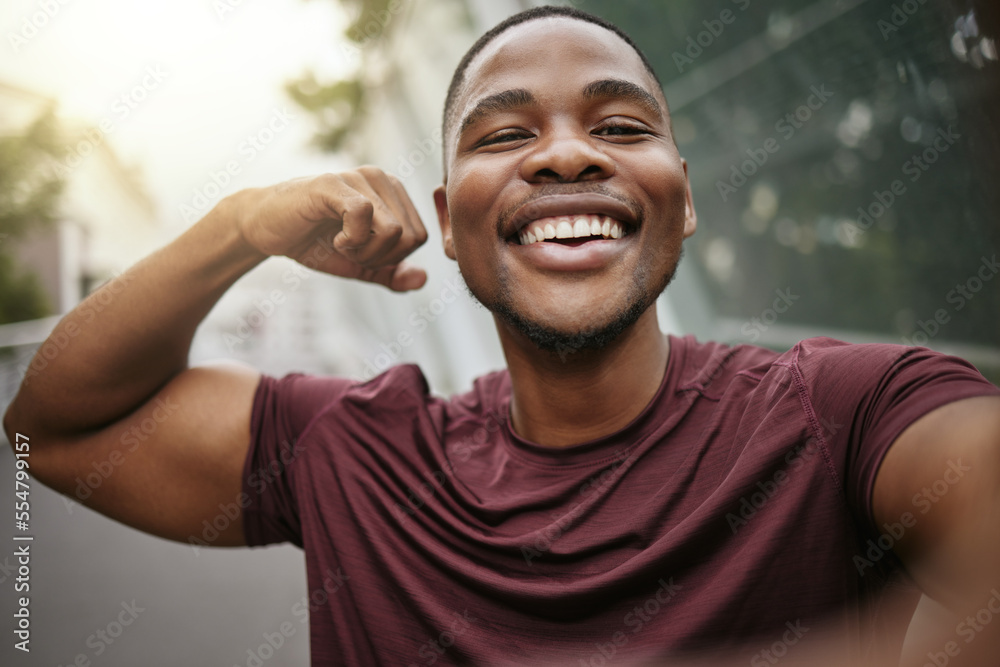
left=379, top=174, right=429, bottom=266
left=335, top=175, right=405, bottom=266
left=354, top=167, right=425, bottom=258
left=297, top=252, right=427, bottom=292
left=344, top=170, right=425, bottom=268
left=365, top=261, right=428, bottom=292
left=389, top=262, right=428, bottom=292
left=292, top=233, right=367, bottom=280
left=331, top=192, right=375, bottom=252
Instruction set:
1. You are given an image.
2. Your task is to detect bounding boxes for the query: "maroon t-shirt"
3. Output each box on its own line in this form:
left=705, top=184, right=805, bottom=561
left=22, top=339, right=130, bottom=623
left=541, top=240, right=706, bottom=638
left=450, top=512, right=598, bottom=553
left=241, top=335, right=999, bottom=666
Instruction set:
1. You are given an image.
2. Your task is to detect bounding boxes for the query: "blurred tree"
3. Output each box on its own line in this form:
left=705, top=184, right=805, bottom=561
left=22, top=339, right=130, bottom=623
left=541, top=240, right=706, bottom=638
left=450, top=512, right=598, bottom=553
left=0, top=108, right=65, bottom=324
left=286, top=73, right=366, bottom=152
left=286, top=0, right=402, bottom=151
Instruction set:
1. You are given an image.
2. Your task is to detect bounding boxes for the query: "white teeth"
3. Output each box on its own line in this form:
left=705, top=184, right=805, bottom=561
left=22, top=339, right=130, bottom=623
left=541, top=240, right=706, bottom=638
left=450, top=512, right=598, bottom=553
left=517, top=214, right=628, bottom=245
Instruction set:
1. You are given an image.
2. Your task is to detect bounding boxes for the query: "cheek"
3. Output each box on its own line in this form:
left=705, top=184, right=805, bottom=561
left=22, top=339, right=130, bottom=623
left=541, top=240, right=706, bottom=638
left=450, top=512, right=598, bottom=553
left=446, top=166, right=508, bottom=257
left=444, top=181, right=496, bottom=292
left=447, top=159, right=501, bottom=216
left=637, top=160, right=689, bottom=229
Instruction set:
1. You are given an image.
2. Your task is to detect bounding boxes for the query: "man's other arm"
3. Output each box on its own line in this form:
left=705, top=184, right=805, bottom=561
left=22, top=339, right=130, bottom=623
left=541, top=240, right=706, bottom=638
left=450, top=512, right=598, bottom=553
left=1, top=168, right=427, bottom=545
left=873, top=395, right=1000, bottom=666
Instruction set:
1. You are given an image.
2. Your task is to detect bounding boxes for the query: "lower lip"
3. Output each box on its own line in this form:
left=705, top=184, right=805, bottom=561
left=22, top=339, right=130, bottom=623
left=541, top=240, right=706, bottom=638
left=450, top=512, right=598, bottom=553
left=508, top=236, right=632, bottom=272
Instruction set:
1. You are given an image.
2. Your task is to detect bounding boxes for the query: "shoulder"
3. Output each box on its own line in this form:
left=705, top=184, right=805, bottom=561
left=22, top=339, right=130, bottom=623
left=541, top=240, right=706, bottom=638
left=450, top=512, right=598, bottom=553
left=252, top=371, right=354, bottom=437
left=671, top=334, right=782, bottom=398
left=446, top=367, right=510, bottom=417
left=257, top=364, right=510, bottom=432
left=340, top=364, right=510, bottom=414
left=679, top=333, right=984, bottom=384
left=673, top=334, right=996, bottom=407
left=777, top=337, right=995, bottom=404
left=782, top=336, right=910, bottom=372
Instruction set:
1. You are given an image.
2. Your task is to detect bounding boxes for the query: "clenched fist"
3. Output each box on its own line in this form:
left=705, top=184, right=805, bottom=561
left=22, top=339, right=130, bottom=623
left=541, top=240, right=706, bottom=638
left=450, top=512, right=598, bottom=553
left=233, top=167, right=429, bottom=291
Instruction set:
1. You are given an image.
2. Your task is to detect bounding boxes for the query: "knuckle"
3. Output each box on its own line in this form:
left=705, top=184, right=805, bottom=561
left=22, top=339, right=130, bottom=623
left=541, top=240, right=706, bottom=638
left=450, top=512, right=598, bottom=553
left=384, top=220, right=403, bottom=239
left=356, top=164, right=384, bottom=181
left=337, top=170, right=365, bottom=188
left=315, top=172, right=342, bottom=189
left=347, top=197, right=375, bottom=217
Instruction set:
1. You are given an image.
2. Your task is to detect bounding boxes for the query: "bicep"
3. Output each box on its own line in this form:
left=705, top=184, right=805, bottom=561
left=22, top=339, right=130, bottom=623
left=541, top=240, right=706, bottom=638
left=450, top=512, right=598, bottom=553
left=28, top=362, right=261, bottom=546
left=872, top=395, right=1000, bottom=606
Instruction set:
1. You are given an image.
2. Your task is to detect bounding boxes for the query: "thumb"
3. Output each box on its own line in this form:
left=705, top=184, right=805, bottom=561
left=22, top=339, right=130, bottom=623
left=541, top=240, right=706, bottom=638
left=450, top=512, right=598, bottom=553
left=370, top=261, right=427, bottom=292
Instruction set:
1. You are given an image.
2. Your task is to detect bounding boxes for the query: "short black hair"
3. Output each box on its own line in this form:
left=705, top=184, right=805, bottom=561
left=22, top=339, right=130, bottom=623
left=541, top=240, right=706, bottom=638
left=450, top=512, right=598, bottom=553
left=441, top=5, right=664, bottom=171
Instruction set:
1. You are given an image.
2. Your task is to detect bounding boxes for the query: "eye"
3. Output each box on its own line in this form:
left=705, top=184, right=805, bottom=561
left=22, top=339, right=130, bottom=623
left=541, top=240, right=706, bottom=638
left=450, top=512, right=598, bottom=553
left=594, top=122, right=651, bottom=139
left=477, top=130, right=532, bottom=148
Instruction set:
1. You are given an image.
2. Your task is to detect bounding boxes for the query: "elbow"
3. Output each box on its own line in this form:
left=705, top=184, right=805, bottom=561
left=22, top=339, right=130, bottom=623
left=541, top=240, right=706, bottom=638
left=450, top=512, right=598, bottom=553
left=3, top=385, right=36, bottom=450
left=3, top=401, right=18, bottom=452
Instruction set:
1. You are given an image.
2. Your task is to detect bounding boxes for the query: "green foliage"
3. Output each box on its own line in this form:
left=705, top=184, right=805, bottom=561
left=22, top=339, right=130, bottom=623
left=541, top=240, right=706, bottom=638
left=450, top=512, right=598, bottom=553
left=0, top=254, right=50, bottom=324
left=340, top=0, right=396, bottom=43
left=0, top=108, right=65, bottom=324
left=286, top=0, right=407, bottom=152
left=285, top=73, right=365, bottom=153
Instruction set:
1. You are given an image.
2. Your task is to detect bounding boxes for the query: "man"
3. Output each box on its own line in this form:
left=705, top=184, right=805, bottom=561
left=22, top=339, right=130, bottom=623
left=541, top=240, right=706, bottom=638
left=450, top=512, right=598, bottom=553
left=4, top=6, right=1000, bottom=666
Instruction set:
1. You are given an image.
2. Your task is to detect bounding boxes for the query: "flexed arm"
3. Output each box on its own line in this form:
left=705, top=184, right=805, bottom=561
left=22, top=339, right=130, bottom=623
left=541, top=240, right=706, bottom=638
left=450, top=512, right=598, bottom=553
left=2, top=167, right=427, bottom=544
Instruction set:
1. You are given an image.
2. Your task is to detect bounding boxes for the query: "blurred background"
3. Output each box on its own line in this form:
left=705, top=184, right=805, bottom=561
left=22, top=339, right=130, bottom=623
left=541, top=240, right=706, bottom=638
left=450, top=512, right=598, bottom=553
left=0, top=0, right=997, bottom=664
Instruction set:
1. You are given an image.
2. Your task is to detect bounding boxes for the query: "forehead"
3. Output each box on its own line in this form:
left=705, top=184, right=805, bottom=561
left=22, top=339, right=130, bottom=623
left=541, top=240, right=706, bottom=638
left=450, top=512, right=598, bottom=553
left=457, top=18, right=659, bottom=118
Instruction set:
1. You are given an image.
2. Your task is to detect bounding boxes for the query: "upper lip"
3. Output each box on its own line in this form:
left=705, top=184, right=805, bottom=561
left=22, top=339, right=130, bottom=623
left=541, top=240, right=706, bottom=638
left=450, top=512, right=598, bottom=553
left=505, top=193, right=639, bottom=239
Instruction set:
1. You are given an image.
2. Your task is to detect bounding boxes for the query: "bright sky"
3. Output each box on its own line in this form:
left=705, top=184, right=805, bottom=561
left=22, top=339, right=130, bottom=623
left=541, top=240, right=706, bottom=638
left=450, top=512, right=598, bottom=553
left=1, top=0, right=354, bottom=236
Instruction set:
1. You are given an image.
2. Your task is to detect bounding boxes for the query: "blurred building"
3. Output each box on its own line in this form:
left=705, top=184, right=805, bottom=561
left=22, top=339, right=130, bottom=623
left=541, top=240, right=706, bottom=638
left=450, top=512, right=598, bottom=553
left=191, top=0, right=531, bottom=393
left=1, top=81, right=160, bottom=313
left=0, top=80, right=162, bottom=406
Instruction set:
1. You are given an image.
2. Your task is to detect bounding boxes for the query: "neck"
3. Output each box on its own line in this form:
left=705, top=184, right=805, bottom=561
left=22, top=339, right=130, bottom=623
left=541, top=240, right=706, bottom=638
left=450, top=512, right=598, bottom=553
left=498, top=308, right=671, bottom=448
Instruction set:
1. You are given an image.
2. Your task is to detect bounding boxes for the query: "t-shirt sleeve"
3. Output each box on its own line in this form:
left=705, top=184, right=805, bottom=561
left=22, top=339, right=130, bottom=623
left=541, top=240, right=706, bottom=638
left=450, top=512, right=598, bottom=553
left=794, top=338, right=1000, bottom=539
left=242, top=372, right=356, bottom=548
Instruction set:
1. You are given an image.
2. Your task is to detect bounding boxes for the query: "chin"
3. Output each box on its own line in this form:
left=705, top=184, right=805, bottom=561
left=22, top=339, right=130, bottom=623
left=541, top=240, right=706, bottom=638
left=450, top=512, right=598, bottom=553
left=504, top=310, right=648, bottom=353
left=489, top=282, right=656, bottom=354
left=461, top=249, right=682, bottom=354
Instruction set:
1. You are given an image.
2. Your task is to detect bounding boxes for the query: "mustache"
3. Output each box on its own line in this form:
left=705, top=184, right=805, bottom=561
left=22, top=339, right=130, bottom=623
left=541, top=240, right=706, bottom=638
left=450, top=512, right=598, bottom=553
left=494, top=185, right=642, bottom=236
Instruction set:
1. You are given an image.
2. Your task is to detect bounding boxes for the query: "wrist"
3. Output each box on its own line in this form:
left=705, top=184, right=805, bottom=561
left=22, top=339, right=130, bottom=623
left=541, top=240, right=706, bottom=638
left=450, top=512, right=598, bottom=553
left=190, top=193, right=268, bottom=285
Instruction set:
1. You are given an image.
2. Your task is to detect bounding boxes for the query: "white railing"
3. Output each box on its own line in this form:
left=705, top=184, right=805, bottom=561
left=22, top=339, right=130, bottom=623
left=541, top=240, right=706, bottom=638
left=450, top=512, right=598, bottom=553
left=0, top=316, right=58, bottom=418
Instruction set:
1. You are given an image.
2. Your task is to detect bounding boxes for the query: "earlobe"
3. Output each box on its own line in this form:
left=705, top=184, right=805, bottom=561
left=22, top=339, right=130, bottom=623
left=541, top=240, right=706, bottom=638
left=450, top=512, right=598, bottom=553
left=433, top=185, right=457, bottom=260
left=680, top=159, right=697, bottom=239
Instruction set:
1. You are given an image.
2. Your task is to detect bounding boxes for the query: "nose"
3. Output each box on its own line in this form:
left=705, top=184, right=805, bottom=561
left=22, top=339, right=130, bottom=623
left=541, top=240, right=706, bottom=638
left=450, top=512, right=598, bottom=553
left=519, top=123, right=616, bottom=183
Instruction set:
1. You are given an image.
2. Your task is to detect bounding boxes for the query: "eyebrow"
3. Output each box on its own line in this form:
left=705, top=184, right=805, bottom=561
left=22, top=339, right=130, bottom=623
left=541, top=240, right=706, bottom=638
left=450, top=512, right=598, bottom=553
left=457, top=78, right=665, bottom=139
left=458, top=88, right=536, bottom=136
left=582, top=78, right=664, bottom=120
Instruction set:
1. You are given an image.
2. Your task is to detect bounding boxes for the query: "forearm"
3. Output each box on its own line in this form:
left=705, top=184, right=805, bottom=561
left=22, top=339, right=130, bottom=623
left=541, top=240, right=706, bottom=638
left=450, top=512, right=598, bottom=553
left=4, top=195, right=266, bottom=439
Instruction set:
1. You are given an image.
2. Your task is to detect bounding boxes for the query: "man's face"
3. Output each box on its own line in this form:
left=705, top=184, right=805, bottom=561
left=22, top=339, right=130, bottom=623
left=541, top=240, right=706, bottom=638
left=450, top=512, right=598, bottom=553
left=434, top=18, right=696, bottom=352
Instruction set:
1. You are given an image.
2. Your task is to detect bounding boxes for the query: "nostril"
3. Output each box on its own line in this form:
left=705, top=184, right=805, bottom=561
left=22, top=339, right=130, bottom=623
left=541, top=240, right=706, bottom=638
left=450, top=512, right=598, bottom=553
left=536, top=164, right=608, bottom=183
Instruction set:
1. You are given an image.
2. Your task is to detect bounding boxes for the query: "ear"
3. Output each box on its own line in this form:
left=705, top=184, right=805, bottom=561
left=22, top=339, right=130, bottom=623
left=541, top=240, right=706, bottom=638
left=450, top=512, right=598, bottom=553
left=680, top=158, right=697, bottom=239
left=433, top=185, right=457, bottom=260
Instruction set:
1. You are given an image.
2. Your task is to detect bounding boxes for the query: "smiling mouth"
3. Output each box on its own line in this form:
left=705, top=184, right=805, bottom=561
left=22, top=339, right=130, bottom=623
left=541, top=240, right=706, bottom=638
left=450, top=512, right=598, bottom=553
left=515, top=214, right=628, bottom=246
